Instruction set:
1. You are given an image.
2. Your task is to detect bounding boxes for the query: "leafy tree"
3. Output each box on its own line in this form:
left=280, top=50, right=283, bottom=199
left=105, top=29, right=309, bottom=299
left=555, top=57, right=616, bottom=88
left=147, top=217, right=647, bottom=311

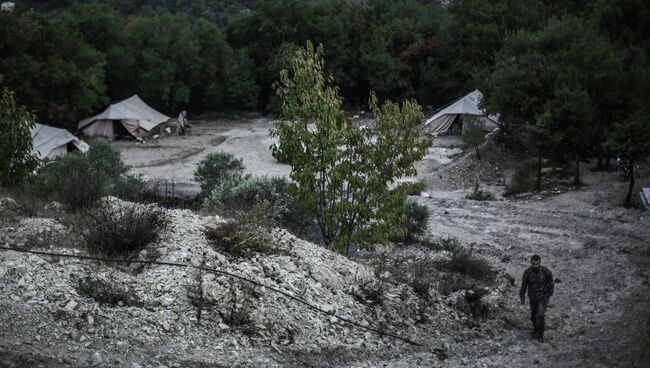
left=607, top=112, right=650, bottom=207
left=0, top=10, right=107, bottom=129
left=461, top=118, right=486, bottom=160
left=271, top=42, right=430, bottom=252
left=0, top=88, right=39, bottom=187
left=482, top=16, right=621, bottom=186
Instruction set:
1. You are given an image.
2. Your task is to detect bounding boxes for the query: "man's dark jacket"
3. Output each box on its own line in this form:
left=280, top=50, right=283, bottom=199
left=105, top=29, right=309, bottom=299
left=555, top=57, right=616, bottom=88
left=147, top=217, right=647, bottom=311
left=519, top=266, right=554, bottom=302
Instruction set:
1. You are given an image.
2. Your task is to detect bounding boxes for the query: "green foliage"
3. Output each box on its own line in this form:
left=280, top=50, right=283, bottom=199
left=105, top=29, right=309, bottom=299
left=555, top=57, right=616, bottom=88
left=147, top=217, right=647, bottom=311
left=505, top=163, right=537, bottom=196
left=391, top=200, right=429, bottom=243
left=0, top=89, right=39, bottom=187
left=404, top=181, right=427, bottom=195
left=194, top=151, right=246, bottom=196
left=445, top=248, right=496, bottom=284
left=36, top=139, right=129, bottom=210
left=271, top=42, right=431, bottom=252
left=462, top=118, right=486, bottom=160
left=203, top=174, right=315, bottom=240
left=206, top=175, right=282, bottom=210
left=608, top=111, right=650, bottom=162
left=38, top=153, right=107, bottom=211
left=84, top=203, right=169, bottom=258
left=482, top=16, right=623, bottom=184
left=466, top=183, right=495, bottom=201
left=205, top=206, right=283, bottom=258
left=0, top=10, right=107, bottom=129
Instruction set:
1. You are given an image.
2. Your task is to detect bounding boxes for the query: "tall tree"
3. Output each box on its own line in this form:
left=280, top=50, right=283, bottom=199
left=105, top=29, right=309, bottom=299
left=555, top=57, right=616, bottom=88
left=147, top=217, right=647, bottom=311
left=0, top=89, right=39, bottom=187
left=271, top=42, right=430, bottom=252
left=0, top=10, right=107, bottom=129
left=607, top=112, right=650, bottom=207
left=482, top=16, right=621, bottom=186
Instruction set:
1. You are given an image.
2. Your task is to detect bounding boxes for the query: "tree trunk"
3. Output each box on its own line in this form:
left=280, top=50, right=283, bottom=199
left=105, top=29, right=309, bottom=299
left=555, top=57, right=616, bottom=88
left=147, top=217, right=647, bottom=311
left=625, top=158, right=635, bottom=208
left=475, top=146, right=481, bottom=161
left=597, top=156, right=604, bottom=170
left=536, top=147, right=542, bottom=192
left=605, top=151, right=611, bottom=168
left=573, top=153, right=581, bottom=186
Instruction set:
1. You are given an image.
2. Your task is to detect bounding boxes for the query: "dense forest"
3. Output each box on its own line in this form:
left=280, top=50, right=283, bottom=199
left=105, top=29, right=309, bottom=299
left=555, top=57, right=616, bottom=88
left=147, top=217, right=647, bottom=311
left=1, top=0, right=649, bottom=169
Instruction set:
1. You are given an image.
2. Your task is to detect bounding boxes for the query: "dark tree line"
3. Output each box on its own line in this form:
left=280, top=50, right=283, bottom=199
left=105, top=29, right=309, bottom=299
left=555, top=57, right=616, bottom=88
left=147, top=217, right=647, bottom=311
left=1, top=0, right=649, bottom=206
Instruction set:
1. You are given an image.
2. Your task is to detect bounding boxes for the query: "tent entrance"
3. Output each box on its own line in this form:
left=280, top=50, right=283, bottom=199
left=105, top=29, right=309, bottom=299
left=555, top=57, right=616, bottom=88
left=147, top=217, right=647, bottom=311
left=114, top=121, right=133, bottom=140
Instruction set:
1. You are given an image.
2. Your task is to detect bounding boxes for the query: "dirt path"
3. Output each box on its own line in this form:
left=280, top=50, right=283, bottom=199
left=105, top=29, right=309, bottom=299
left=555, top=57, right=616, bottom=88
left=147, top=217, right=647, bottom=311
left=118, top=118, right=291, bottom=184
left=412, top=169, right=650, bottom=367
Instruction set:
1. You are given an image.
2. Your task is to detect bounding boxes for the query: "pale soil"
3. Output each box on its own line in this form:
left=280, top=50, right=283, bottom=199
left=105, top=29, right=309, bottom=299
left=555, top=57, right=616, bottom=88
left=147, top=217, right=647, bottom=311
left=1, top=118, right=648, bottom=367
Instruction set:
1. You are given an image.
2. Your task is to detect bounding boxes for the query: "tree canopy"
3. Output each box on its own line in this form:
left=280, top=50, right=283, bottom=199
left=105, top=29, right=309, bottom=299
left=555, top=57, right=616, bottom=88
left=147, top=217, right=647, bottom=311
left=271, top=42, right=430, bottom=252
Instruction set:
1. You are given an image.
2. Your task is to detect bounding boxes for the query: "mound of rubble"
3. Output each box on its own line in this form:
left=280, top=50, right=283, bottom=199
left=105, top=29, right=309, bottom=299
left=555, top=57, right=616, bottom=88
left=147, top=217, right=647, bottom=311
left=424, top=132, right=519, bottom=192
left=0, top=197, right=510, bottom=366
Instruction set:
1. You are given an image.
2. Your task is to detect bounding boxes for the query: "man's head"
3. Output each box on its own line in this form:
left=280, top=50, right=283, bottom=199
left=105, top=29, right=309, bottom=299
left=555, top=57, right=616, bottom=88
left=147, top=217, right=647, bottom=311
left=530, top=254, right=541, bottom=270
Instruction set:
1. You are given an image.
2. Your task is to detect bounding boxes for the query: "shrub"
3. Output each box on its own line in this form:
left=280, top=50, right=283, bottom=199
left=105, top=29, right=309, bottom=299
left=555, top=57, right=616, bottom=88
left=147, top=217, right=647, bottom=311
left=358, top=280, right=385, bottom=307
left=391, top=200, right=429, bottom=243
left=404, top=181, right=427, bottom=195
left=466, top=183, right=495, bottom=201
left=86, top=138, right=127, bottom=179
left=112, top=174, right=147, bottom=202
left=76, top=276, right=143, bottom=307
left=194, top=151, right=246, bottom=196
left=37, top=152, right=107, bottom=211
left=505, top=162, right=537, bottom=196
left=444, top=247, right=496, bottom=283
left=36, top=139, right=132, bottom=211
left=204, top=175, right=316, bottom=241
left=84, top=203, right=168, bottom=258
left=411, top=259, right=434, bottom=300
left=206, top=175, right=285, bottom=210
left=205, top=205, right=282, bottom=258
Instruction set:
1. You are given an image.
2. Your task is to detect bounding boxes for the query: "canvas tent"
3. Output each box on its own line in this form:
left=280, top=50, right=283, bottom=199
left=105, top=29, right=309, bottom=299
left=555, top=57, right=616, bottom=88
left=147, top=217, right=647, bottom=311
left=31, top=123, right=89, bottom=160
left=423, top=89, right=500, bottom=136
left=641, top=187, right=650, bottom=210
left=78, top=95, right=170, bottom=140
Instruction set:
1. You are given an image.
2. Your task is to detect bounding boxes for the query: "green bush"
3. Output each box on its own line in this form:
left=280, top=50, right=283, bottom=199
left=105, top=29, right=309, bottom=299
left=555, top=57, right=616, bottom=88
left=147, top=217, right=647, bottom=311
left=194, top=151, right=246, bottom=196
left=404, top=181, right=427, bottom=195
left=35, top=139, right=136, bottom=210
left=86, top=138, right=127, bottom=179
left=205, top=175, right=285, bottom=210
left=505, top=163, right=537, bottom=196
left=391, top=200, right=429, bottom=243
left=37, top=152, right=107, bottom=211
left=84, top=203, right=168, bottom=258
left=444, top=247, right=496, bottom=284
left=205, top=206, right=282, bottom=258
left=466, top=183, right=495, bottom=201
left=112, top=174, right=147, bottom=202
left=204, top=175, right=315, bottom=240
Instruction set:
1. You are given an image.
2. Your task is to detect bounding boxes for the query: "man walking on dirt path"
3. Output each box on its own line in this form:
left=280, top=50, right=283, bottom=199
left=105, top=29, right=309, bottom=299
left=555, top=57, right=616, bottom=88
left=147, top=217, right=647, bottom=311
left=520, top=255, right=554, bottom=341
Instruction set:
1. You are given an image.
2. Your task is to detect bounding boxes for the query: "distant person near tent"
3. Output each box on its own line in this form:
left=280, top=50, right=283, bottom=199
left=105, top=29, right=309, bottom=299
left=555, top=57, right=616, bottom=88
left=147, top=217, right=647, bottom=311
left=177, top=110, right=189, bottom=136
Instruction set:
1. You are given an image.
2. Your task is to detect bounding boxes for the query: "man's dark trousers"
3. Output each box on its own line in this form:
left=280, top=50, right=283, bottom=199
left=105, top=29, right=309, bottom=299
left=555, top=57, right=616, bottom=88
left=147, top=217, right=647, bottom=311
left=530, top=296, right=548, bottom=337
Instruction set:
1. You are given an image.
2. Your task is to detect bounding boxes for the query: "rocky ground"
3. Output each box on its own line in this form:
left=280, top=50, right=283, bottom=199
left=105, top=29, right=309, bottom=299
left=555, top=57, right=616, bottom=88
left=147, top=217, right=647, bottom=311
left=1, top=119, right=649, bottom=367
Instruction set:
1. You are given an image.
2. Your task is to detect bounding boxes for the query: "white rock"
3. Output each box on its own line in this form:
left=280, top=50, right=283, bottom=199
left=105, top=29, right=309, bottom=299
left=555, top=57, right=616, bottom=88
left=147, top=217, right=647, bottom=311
left=64, top=299, right=78, bottom=311
left=90, top=351, right=103, bottom=366
left=162, top=321, right=171, bottom=332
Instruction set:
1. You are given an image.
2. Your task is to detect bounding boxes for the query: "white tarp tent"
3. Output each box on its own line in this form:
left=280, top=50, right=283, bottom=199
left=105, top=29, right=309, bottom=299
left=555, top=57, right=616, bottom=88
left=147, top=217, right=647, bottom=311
left=641, top=187, right=649, bottom=210
left=78, top=95, right=170, bottom=140
left=423, top=89, right=500, bottom=136
left=31, top=123, right=89, bottom=160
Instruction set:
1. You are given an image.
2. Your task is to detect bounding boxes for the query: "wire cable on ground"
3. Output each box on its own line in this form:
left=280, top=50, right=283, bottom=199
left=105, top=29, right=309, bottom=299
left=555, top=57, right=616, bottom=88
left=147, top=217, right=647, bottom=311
left=0, top=246, right=422, bottom=346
